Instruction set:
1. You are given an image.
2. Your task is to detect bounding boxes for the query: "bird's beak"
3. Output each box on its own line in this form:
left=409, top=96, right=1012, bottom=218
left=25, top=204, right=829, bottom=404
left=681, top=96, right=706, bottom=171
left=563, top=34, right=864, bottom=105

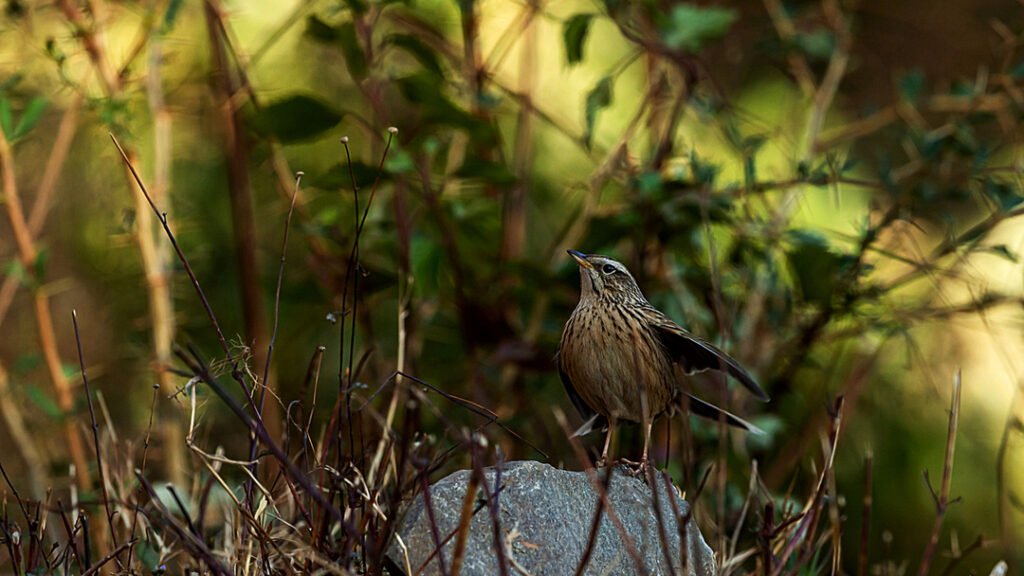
left=567, top=249, right=593, bottom=269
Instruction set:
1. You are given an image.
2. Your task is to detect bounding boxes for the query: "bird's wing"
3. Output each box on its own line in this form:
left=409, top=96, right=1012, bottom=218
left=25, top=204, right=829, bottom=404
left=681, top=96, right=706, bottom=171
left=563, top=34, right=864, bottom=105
left=684, top=393, right=765, bottom=434
left=647, top=312, right=770, bottom=402
left=554, top=351, right=607, bottom=436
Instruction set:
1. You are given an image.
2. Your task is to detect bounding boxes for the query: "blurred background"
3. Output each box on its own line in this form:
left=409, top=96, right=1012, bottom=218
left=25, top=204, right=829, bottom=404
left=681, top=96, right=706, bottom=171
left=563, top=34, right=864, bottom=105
left=1, top=0, right=1024, bottom=572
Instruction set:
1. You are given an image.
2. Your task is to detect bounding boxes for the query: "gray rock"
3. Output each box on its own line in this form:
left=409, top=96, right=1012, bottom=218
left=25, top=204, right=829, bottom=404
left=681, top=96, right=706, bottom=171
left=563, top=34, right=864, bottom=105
left=387, top=460, right=715, bottom=576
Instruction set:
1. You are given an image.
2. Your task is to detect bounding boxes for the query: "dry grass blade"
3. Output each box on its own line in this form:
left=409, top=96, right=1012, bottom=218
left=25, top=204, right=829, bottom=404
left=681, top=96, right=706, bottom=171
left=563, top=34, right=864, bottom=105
left=770, top=396, right=845, bottom=576
left=246, top=171, right=303, bottom=508
left=725, top=460, right=760, bottom=574
left=939, top=534, right=988, bottom=576
left=478, top=447, right=510, bottom=576
left=395, top=371, right=548, bottom=459
left=80, top=540, right=135, bottom=576
left=109, top=133, right=256, bottom=404
left=449, top=435, right=483, bottom=576
left=134, top=470, right=233, bottom=576
left=415, top=457, right=450, bottom=576
left=175, top=345, right=357, bottom=538
left=71, top=310, right=121, bottom=568
left=125, top=382, right=161, bottom=570
left=56, top=499, right=85, bottom=573
left=337, top=131, right=397, bottom=473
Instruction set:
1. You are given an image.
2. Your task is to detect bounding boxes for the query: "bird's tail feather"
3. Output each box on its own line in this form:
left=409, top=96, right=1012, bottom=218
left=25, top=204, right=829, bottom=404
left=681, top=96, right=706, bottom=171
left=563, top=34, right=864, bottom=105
left=685, top=393, right=765, bottom=435
left=572, top=413, right=606, bottom=438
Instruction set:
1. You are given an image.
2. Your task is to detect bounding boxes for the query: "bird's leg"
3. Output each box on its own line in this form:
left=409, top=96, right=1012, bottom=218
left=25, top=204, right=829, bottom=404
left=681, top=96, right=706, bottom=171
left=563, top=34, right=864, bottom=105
left=596, top=417, right=616, bottom=468
left=640, top=420, right=652, bottom=470
left=621, top=421, right=654, bottom=477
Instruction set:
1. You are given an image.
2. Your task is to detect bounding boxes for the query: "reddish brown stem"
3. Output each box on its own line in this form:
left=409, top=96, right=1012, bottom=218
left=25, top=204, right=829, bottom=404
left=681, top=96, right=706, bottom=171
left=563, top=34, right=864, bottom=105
left=0, top=125, right=91, bottom=493
left=204, top=0, right=275, bottom=442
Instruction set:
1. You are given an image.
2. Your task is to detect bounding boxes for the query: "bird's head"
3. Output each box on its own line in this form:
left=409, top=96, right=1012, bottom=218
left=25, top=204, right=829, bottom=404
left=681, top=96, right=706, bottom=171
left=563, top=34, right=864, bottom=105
left=567, top=250, right=646, bottom=304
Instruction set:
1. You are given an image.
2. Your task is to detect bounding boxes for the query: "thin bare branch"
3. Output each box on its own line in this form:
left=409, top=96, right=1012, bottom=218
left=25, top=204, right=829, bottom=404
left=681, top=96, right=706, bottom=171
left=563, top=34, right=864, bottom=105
left=917, top=371, right=963, bottom=576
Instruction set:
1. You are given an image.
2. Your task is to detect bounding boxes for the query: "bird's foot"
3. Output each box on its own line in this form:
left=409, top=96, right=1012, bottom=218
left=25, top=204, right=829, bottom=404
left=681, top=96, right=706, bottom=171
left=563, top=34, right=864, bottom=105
left=617, top=457, right=649, bottom=477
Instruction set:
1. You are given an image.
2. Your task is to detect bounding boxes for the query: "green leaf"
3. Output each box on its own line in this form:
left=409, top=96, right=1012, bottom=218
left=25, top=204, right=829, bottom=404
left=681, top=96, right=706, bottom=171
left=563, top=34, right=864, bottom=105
left=4, top=259, right=26, bottom=285
left=162, top=0, right=185, bottom=33
left=689, top=150, right=718, bottom=184
left=742, top=134, right=766, bottom=154
left=304, top=17, right=370, bottom=81
left=0, top=74, right=23, bottom=93
left=97, top=97, right=130, bottom=133
left=563, top=13, right=594, bottom=66
left=951, top=79, right=975, bottom=97
left=743, top=156, right=757, bottom=188
left=13, top=354, right=40, bottom=375
left=786, top=230, right=841, bottom=308
left=309, top=161, right=391, bottom=190
left=62, top=362, right=79, bottom=379
left=454, top=157, right=517, bottom=185
left=136, top=541, right=164, bottom=573
left=986, top=244, right=1019, bottom=262
left=396, top=71, right=440, bottom=100
left=636, top=171, right=662, bottom=197
left=660, top=4, right=738, bottom=52
left=602, top=0, right=625, bottom=14
left=384, top=147, right=415, bottom=174
left=584, top=76, right=613, bottom=148
left=12, top=96, right=47, bottom=140
left=476, top=90, right=501, bottom=110
left=396, top=74, right=481, bottom=133
left=388, top=34, right=444, bottom=76
left=338, top=22, right=368, bottom=81
left=45, top=38, right=66, bottom=65
left=25, top=384, right=62, bottom=420
left=344, top=0, right=368, bottom=15
left=305, top=15, right=339, bottom=43
left=985, top=179, right=1023, bottom=211
left=249, top=95, right=343, bottom=143
left=794, top=29, right=835, bottom=61
left=33, top=247, right=48, bottom=280
left=972, top=143, right=991, bottom=172
left=899, top=70, right=925, bottom=104
left=411, top=233, right=443, bottom=294
left=0, top=98, right=12, bottom=138
left=953, top=123, right=978, bottom=154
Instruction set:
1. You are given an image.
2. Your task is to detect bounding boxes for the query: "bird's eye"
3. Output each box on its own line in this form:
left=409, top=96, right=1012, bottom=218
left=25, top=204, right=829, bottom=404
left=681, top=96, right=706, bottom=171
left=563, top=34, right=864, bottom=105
left=601, top=264, right=617, bottom=275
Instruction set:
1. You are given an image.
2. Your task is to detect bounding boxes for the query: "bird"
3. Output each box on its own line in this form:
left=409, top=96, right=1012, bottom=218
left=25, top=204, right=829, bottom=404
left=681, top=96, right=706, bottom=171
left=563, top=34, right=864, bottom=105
left=556, top=249, right=769, bottom=468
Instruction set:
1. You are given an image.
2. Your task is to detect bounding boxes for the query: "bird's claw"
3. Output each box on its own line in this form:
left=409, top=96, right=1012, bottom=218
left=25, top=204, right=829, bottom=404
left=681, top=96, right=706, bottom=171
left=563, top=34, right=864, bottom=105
left=616, top=457, right=649, bottom=477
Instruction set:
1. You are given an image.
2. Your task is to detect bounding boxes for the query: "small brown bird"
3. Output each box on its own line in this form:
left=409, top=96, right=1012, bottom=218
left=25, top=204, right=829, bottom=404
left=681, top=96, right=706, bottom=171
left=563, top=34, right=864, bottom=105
left=557, top=250, right=769, bottom=467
